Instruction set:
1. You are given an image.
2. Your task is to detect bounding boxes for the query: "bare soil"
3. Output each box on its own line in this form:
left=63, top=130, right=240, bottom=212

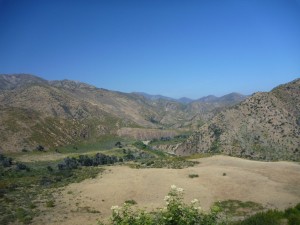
left=32, top=155, right=300, bottom=225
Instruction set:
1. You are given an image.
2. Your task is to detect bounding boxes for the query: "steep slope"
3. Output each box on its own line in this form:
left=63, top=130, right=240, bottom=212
left=0, top=82, right=135, bottom=152
left=0, top=74, right=188, bottom=151
left=0, top=74, right=249, bottom=152
left=175, top=79, right=300, bottom=161
left=49, top=81, right=197, bottom=128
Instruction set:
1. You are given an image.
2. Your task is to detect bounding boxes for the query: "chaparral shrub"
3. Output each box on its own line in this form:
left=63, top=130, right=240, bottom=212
left=108, top=185, right=226, bottom=225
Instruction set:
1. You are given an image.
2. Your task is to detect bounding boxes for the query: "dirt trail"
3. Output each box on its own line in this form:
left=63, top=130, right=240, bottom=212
left=32, top=155, right=300, bottom=225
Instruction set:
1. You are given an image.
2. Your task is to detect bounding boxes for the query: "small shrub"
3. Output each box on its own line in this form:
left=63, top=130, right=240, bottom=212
left=40, top=176, right=53, bottom=186
left=115, top=141, right=123, bottom=148
left=223, top=173, right=227, bottom=176
left=16, top=208, right=32, bottom=224
left=47, top=165, right=53, bottom=172
left=87, top=208, right=100, bottom=213
left=46, top=200, right=55, bottom=208
left=36, top=145, right=45, bottom=151
left=124, top=199, right=137, bottom=205
left=16, top=162, right=30, bottom=171
left=133, top=141, right=147, bottom=149
left=29, top=203, right=36, bottom=209
left=188, top=174, right=199, bottom=178
left=0, top=154, right=12, bottom=167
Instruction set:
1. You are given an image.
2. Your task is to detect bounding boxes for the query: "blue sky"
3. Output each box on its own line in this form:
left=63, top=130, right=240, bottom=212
left=0, top=0, right=300, bottom=98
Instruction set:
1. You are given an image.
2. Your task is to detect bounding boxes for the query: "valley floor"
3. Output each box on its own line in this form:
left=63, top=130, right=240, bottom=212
left=32, top=155, right=300, bottom=225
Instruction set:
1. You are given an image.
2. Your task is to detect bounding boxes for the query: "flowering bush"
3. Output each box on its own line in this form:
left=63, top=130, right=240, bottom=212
left=110, top=204, right=153, bottom=225
left=107, top=185, right=225, bottom=225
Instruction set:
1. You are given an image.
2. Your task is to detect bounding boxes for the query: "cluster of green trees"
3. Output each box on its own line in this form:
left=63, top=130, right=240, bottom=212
left=0, top=154, right=29, bottom=171
left=58, top=153, right=120, bottom=170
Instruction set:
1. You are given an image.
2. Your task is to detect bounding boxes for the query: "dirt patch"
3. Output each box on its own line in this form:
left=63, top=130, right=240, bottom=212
left=32, top=155, right=300, bottom=225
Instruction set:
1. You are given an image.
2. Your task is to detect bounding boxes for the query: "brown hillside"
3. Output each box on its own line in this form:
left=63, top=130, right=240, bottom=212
left=175, top=79, right=300, bottom=161
left=0, top=74, right=249, bottom=152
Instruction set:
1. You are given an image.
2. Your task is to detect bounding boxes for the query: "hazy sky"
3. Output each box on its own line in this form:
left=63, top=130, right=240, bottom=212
left=0, top=0, right=300, bottom=98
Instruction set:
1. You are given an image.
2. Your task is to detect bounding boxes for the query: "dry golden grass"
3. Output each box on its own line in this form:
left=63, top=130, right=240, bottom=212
left=32, top=155, right=300, bottom=225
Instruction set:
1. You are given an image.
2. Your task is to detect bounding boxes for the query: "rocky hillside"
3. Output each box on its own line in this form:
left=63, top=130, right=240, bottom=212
left=175, top=79, right=300, bottom=161
left=0, top=76, right=135, bottom=152
left=0, top=74, right=247, bottom=152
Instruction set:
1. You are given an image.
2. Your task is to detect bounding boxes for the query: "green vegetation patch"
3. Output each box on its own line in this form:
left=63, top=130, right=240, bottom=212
left=188, top=174, right=199, bottom=178
left=234, top=210, right=284, bottom=225
left=124, top=199, right=137, bottom=205
left=0, top=154, right=104, bottom=225
left=130, top=157, right=199, bottom=169
left=284, top=203, right=300, bottom=225
left=214, top=200, right=264, bottom=217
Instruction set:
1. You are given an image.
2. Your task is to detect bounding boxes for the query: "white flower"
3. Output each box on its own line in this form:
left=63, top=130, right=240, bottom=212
left=194, top=206, right=202, bottom=210
left=191, top=199, right=199, bottom=204
left=111, top=205, right=120, bottom=211
left=176, top=187, right=184, bottom=192
left=164, top=195, right=171, bottom=201
left=171, top=185, right=177, bottom=190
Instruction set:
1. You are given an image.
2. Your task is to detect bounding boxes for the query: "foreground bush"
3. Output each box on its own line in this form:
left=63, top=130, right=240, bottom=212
left=235, top=210, right=283, bottom=225
left=105, top=185, right=226, bottom=225
left=285, top=203, right=300, bottom=225
left=104, top=186, right=300, bottom=225
left=234, top=203, right=300, bottom=225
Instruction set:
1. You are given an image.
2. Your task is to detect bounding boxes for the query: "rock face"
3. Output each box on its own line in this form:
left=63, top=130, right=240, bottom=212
left=175, top=79, right=300, bottom=161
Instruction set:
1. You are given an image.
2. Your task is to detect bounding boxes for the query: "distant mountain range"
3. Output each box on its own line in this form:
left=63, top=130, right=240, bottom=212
left=0, top=74, right=247, bottom=152
left=1, top=73, right=299, bottom=161
left=196, top=92, right=247, bottom=103
left=132, top=91, right=247, bottom=104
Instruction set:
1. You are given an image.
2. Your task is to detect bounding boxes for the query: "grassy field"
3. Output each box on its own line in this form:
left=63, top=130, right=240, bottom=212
left=17, top=155, right=298, bottom=225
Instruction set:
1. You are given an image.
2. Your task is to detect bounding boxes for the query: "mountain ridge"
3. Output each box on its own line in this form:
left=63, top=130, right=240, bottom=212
left=174, top=78, right=300, bottom=161
left=0, top=74, right=248, bottom=152
left=2, top=73, right=298, bottom=160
